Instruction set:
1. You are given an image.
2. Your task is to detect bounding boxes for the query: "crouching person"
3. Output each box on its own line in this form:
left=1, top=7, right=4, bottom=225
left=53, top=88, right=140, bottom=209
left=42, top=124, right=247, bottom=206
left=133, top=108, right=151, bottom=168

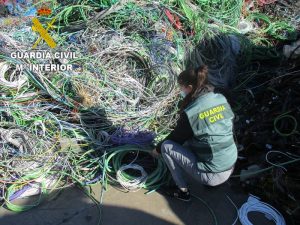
left=152, top=65, right=237, bottom=201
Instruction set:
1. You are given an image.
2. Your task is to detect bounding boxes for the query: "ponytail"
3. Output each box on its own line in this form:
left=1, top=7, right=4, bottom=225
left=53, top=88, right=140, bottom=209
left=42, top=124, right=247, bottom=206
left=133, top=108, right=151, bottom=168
left=178, top=65, right=211, bottom=112
left=193, top=65, right=209, bottom=98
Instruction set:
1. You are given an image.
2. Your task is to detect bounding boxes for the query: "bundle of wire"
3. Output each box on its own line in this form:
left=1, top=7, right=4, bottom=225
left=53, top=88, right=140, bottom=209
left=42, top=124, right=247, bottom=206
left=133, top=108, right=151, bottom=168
left=116, top=163, right=148, bottom=191
left=238, top=195, right=286, bottom=225
left=110, top=128, right=155, bottom=146
left=104, top=145, right=168, bottom=191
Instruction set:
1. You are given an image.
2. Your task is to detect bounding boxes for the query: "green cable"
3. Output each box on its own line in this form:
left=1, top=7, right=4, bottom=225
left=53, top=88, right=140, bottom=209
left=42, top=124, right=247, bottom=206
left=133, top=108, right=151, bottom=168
left=4, top=171, right=48, bottom=212
left=192, top=193, right=218, bottom=225
left=104, top=145, right=168, bottom=191
left=231, top=157, right=300, bottom=178
left=247, top=12, right=296, bottom=41
left=274, top=113, right=298, bottom=137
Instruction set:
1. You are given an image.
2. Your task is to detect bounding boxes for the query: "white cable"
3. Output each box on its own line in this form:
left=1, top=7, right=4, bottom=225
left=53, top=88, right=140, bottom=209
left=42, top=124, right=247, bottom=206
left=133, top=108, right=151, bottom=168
left=226, top=195, right=239, bottom=225
left=238, top=195, right=286, bottom=225
left=116, top=163, right=148, bottom=192
left=237, top=20, right=254, bottom=34
left=265, top=150, right=299, bottom=172
left=0, top=128, right=35, bottom=154
left=0, top=61, right=27, bottom=88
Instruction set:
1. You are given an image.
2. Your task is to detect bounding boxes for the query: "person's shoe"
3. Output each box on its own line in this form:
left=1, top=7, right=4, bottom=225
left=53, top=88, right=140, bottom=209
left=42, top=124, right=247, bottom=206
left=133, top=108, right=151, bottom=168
left=173, top=188, right=191, bottom=202
left=160, top=186, right=191, bottom=202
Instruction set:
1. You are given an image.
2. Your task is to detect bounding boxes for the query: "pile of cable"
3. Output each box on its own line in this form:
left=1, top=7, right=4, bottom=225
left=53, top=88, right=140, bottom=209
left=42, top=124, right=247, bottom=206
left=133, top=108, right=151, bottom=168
left=0, top=0, right=299, bottom=215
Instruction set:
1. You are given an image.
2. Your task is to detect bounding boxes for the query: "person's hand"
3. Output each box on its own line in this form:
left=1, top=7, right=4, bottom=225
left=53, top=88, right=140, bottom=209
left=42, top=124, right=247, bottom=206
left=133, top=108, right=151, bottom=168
left=151, top=148, right=160, bottom=158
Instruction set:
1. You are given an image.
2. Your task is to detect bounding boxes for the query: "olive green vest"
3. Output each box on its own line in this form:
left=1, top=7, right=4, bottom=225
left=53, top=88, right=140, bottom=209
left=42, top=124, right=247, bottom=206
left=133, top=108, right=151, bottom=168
left=184, top=92, right=237, bottom=173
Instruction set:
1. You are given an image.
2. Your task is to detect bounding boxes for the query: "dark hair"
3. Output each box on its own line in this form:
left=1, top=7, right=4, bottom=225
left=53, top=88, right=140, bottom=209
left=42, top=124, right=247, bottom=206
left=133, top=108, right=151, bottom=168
left=178, top=65, right=210, bottom=111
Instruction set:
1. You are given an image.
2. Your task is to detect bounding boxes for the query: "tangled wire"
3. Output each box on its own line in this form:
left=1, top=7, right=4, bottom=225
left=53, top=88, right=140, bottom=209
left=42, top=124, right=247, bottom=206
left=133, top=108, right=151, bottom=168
left=0, top=2, right=299, bottom=224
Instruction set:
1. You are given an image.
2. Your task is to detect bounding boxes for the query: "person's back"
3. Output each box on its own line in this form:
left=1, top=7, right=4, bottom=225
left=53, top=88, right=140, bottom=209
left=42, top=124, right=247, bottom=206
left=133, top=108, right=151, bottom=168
left=184, top=91, right=237, bottom=173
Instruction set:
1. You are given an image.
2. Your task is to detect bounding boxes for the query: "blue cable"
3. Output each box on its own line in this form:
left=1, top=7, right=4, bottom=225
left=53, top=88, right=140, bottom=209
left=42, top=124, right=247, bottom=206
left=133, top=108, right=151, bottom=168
left=238, top=195, right=286, bottom=225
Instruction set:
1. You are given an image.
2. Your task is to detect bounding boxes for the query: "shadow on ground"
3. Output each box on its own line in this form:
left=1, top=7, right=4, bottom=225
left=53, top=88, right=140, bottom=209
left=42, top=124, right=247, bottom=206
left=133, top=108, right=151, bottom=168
left=0, top=177, right=276, bottom=225
left=0, top=186, right=175, bottom=225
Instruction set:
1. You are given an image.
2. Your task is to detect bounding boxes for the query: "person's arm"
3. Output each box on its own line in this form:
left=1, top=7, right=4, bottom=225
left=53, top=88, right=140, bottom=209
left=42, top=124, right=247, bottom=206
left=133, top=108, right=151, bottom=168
left=155, top=112, right=193, bottom=153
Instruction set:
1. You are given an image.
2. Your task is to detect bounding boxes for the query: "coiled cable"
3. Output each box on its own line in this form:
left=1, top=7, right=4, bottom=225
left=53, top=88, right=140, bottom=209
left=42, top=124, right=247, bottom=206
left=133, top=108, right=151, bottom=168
left=238, top=195, right=286, bottom=225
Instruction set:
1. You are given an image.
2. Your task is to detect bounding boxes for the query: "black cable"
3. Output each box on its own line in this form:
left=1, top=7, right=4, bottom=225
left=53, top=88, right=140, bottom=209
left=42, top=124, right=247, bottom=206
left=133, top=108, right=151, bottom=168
left=287, top=44, right=300, bottom=61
